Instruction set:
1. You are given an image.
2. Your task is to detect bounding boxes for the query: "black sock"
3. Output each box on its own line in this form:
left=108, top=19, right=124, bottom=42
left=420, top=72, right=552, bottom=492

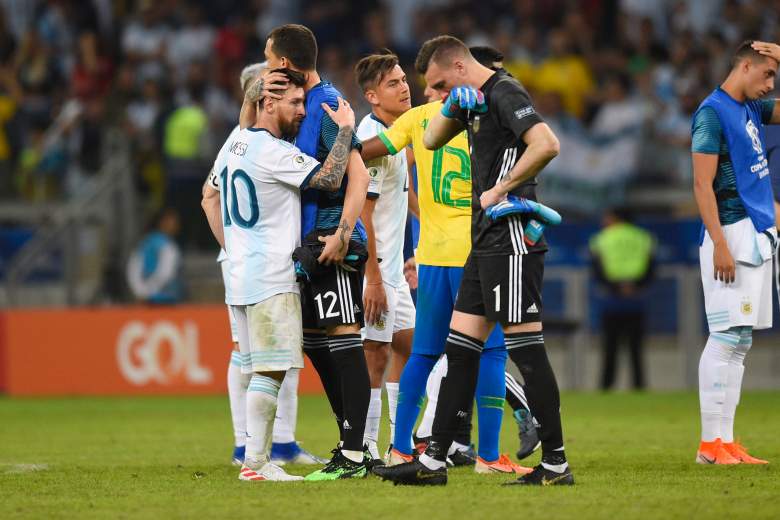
left=328, top=333, right=370, bottom=452
left=504, top=372, right=531, bottom=413
left=304, top=332, right=343, bottom=440
left=429, top=330, right=483, bottom=462
left=453, top=402, right=473, bottom=446
left=506, top=332, right=566, bottom=463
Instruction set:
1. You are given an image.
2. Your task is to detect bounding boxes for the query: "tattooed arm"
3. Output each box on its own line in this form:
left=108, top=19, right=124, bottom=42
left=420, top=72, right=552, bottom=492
left=317, top=150, right=369, bottom=265
left=239, top=71, right=289, bottom=129
left=308, top=125, right=352, bottom=191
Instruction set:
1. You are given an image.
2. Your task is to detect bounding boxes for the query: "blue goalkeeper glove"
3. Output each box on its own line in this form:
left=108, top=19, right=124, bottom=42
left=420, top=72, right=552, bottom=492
left=441, top=86, right=487, bottom=118
left=486, top=195, right=562, bottom=225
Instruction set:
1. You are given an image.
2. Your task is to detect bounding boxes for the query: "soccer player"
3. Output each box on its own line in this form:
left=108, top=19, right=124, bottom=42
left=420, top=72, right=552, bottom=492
left=203, top=63, right=324, bottom=467
left=246, top=24, right=372, bottom=480
left=691, top=40, right=780, bottom=465
left=204, top=67, right=357, bottom=481
left=360, top=47, right=536, bottom=473
left=374, top=36, right=572, bottom=486
left=353, top=51, right=415, bottom=461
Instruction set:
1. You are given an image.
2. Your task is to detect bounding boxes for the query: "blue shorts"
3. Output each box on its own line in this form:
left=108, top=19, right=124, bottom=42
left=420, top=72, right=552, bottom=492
left=412, top=264, right=504, bottom=356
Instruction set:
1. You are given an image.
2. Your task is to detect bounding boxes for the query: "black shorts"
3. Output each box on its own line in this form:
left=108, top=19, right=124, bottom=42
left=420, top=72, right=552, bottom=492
left=301, top=266, right=365, bottom=329
left=454, top=252, right=543, bottom=325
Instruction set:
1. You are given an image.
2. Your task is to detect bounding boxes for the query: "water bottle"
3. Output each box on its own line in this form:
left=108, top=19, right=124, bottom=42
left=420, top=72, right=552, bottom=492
left=524, top=219, right=546, bottom=246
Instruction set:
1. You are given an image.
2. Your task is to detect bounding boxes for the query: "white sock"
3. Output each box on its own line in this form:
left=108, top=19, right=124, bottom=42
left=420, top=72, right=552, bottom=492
left=699, top=331, right=739, bottom=442
left=227, top=351, right=251, bottom=447
left=448, top=440, right=469, bottom=456
left=386, top=382, right=399, bottom=443
left=364, top=388, right=382, bottom=449
left=342, top=449, right=364, bottom=463
left=417, top=356, right=447, bottom=438
left=721, top=329, right=751, bottom=443
left=273, top=368, right=299, bottom=444
left=419, top=453, right=446, bottom=470
left=245, top=375, right=281, bottom=465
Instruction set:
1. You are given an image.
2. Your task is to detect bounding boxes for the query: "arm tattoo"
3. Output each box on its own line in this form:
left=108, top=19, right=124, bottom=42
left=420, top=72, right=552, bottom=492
left=337, top=219, right=351, bottom=252
left=245, top=77, right=265, bottom=103
left=309, top=125, right=352, bottom=191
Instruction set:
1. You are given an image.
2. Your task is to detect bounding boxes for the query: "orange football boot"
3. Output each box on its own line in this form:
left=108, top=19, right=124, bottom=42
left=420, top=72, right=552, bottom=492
left=696, top=439, right=741, bottom=465
left=722, top=441, right=768, bottom=464
left=475, top=454, right=534, bottom=474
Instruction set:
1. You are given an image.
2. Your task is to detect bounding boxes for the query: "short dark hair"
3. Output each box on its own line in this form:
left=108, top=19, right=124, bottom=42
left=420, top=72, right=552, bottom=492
left=415, top=35, right=470, bottom=74
left=268, top=24, right=318, bottom=71
left=355, top=50, right=399, bottom=91
left=258, top=67, right=306, bottom=106
left=731, top=39, right=767, bottom=68
left=469, top=45, right=504, bottom=69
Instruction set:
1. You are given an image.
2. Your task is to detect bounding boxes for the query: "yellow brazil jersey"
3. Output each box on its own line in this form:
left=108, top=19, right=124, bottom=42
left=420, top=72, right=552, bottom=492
left=378, top=101, right=471, bottom=267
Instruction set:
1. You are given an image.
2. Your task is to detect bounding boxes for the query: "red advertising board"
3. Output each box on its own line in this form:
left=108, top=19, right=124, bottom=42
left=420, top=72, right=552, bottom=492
left=0, top=305, right=324, bottom=396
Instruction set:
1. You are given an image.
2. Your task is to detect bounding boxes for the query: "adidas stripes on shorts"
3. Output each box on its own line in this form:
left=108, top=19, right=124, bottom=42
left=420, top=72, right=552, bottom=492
left=301, top=265, right=365, bottom=329
left=454, top=252, right=544, bottom=325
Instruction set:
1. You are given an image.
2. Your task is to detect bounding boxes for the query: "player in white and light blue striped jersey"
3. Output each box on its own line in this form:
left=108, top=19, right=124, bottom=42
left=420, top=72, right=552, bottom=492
left=203, top=67, right=357, bottom=481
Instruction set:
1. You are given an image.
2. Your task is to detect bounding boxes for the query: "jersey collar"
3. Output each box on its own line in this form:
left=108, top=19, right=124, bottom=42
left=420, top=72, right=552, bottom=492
left=369, top=112, right=389, bottom=128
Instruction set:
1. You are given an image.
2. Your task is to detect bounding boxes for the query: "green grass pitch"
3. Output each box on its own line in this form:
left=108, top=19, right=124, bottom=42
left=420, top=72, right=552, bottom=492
left=1, top=392, right=778, bottom=519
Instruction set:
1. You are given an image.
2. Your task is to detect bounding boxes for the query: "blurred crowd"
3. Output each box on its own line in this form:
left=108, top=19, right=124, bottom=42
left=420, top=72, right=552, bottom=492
left=1, top=0, right=778, bottom=247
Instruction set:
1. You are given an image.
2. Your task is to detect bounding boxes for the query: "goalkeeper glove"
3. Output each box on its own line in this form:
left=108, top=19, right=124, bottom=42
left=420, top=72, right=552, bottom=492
left=441, top=86, right=487, bottom=118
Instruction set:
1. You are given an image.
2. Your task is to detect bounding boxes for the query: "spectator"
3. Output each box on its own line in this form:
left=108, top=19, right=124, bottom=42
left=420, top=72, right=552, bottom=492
left=126, top=208, right=184, bottom=304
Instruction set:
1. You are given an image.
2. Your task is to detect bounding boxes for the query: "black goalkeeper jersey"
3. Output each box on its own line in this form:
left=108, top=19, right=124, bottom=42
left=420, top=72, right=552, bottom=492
left=459, top=69, right=548, bottom=256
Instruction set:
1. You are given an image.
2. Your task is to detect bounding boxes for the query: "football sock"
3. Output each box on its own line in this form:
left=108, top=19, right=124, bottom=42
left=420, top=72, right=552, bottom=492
left=417, top=355, right=446, bottom=439
left=364, top=388, right=382, bottom=451
left=273, top=368, right=298, bottom=444
left=328, top=334, right=371, bottom=452
left=342, top=449, right=364, bottom=463
left=504, top=371, right=531, bottom=413
left=385, top=382, right=399, bottom=443
left=721, top=327, right=751, bottom=443
left=475, top=346, right=507, bottom=461
left=304, top=332, right=344, bottom=439
left=430, top=331, right=483, bottom=461
left=698, top=330, right=739, bottom=442
left=453, top=405, right=473, bottom=447
left=227, top=350, right=251, bottom=447
left=394, top=352, right=438, bottom=453
left=506, top=332, right=566, bottom=461
left=419, top=452, right=447, bottom=471
left=245, top=374, right=281, bottom=465
left=448, top=440, right=469, bottom=455
left=542, top=446, right=568, bottom=473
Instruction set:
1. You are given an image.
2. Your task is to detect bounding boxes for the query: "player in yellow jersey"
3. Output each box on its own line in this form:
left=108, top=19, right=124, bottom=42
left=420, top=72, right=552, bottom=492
left=360, top=46, right=534, bottom=474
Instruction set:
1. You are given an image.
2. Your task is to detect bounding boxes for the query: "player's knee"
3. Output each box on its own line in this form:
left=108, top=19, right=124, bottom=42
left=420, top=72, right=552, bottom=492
left=327, top=323, right=361, bottom=336
left=503, top=321, right=543, bottom=334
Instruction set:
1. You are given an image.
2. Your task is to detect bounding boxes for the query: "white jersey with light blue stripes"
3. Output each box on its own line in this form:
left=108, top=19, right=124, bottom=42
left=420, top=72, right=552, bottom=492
left=356, top=113, right=408, bottom=288
left=218, top=126, right=320, bottom=305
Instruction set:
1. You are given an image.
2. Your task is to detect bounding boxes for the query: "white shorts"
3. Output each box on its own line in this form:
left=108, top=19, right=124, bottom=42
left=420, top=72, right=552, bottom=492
left=362, top=281, right=416, bottom=343
left=700, top=219, right=775, bottom=332
left=220, top=260, right=238, bottom=343
left=231, top=292, right=304, bottom=374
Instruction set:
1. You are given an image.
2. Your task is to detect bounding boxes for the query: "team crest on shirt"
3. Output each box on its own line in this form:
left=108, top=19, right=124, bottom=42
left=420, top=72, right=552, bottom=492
left=741, top=300, right=753, bottom=315
left=745, top=120, right=763, bottom=154
left=369, top=167, right=380, bottom=178
left=294, top=154, right=306, bottom=165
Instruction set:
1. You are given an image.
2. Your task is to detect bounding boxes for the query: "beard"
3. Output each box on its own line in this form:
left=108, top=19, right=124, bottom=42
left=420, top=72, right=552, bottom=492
left=279, top=117, right=301, bottom=140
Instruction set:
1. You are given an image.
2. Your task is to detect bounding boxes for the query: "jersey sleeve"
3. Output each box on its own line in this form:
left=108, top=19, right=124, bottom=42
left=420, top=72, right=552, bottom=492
left=494, top=81, right=544, bottom=140
left=267, top=142, right=321, bottom=189
left=378, top=107, right=416, bottom=154
left=760, top=98, right=776, bottom=124
left=365, top=159, right=388, bottom=199
left=206, top=144, right=229, bottom=191
left=321, top=113, right=362, bottom=152
left=691, top=106, right=722, bottom=154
